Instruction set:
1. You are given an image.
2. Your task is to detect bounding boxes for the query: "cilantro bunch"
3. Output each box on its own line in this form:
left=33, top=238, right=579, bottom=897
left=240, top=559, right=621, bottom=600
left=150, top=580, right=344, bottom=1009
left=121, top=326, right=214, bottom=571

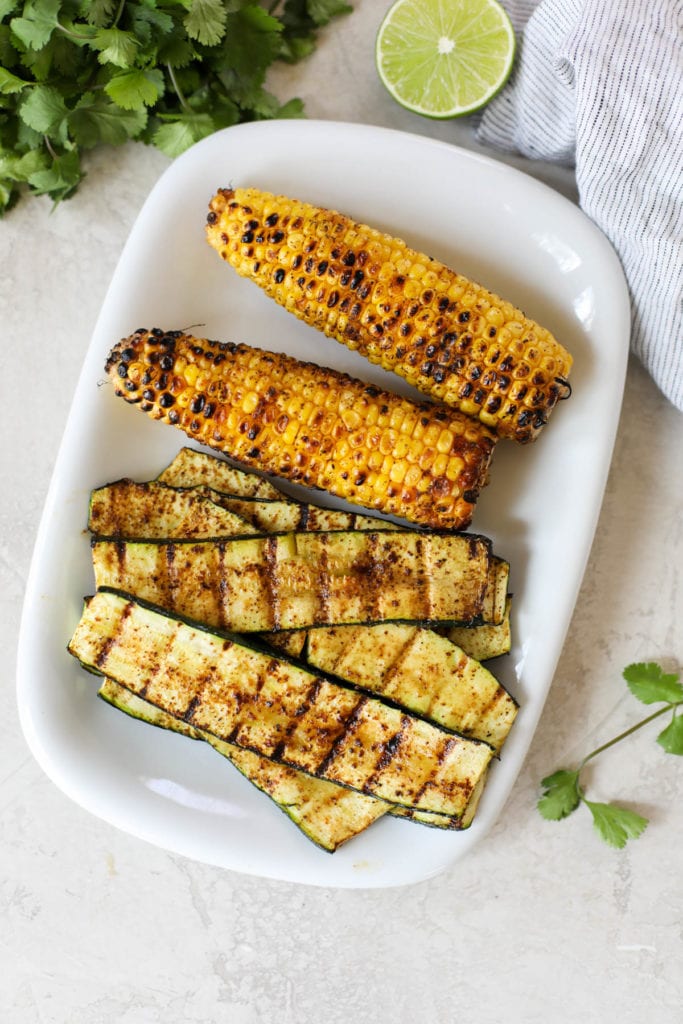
left=538, top=662, right=683, bottom=848
left=0, top=0, right=351, bottom=212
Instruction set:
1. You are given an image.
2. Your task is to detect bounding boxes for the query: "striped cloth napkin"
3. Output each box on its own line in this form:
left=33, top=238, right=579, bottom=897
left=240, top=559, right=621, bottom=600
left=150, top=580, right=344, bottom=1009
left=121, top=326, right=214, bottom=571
left=476, top=0, right=683, bottom=411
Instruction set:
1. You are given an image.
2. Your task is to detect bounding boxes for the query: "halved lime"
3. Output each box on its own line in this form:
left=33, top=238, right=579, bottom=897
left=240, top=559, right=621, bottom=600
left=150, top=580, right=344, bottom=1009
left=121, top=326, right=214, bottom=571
left=376, top=0, right=516, bottom=119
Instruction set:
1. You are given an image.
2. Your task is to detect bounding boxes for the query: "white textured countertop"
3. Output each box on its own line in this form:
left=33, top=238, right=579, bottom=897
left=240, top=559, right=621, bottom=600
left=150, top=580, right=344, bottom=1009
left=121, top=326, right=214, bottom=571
left=3, top=4, right=682, bottom=1021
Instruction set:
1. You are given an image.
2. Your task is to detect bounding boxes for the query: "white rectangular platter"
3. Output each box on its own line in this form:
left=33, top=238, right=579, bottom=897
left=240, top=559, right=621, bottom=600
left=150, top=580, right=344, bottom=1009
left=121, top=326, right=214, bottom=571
left=17, top=120, right=630, bottom=887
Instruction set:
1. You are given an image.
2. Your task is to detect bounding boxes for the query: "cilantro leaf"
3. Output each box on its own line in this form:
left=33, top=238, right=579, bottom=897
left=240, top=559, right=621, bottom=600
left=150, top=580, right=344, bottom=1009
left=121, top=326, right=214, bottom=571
left=19, top=85, right=67, bottom=136
left=10, top=0, right=61, bottom=51
left=0, top=2, right=19, bottom=22
left=184, top=0, right=227, bottom=46
left=0, top=0, right=351, bottom=207
left=27, top=148, right=82, bottom=202
left=584, top=801, right=648, bottom=849
left=83, top=1, right=117, bottom=27
left=156, top=30, right=195, bottom=68
left=275, top=96, right=305, bottom=119
left=105, top=67, right=165, bottom=110
left=539, top=660, right=681, bottom=851
left=152, top=111, right=215, bottom=157
left=656, top=713, right=683, bottom=755
left=216, top=6, right=283, bottom=106
left=0, top=147, right=49, bottom=182
left=307, top=0, right=352, bottom=26
left=68, top=92, right=147, bottom=147
left=0, top=177, right=19, bottom=215
left=92, top=28, right=139, bottom=68
left=623, top=662, right=683, bottom=705
left=0, top=66, right=29, bottom=93
left=537, top=769, right=581, bottom=820
left=131, top=4, right=175, bottom=45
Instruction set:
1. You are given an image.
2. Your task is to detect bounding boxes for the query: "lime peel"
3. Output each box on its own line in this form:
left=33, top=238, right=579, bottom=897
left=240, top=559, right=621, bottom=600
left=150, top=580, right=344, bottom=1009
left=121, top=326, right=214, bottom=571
left=375, top=0, right=516, bottom=120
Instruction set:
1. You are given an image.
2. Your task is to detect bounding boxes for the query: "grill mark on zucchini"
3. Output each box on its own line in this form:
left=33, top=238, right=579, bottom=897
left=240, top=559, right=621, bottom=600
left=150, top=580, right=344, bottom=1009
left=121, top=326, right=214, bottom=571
left=263, top=535, right=281, bottom=630
left=317, top=534, right=331, bottom=623
left=93, top=596, right=134, bottom=669
left=369, top=532, right=381, bottom=622
left=182, top=692, right=204, bottom=723
left=380, top=629, right=424, bottom=693
left=217, top=540, right=228, bottom=630
left=314, top=695, right=369, bottom=775
left=165, top=542, right=178, bottom=611
left=413, top=735, right=473, bottom=806
left=472, top=689, right=510, bottom=746
left=298, top=504, right=310, bottom=530
left=227, top=655, right=281, bottom=742
left=270, top=677, right=323, bottom=760
left=114, top=538, right=127, bottom=587
left=362, top=714, right=410, bottom=793
left=414, top=535, right=428, bottom=620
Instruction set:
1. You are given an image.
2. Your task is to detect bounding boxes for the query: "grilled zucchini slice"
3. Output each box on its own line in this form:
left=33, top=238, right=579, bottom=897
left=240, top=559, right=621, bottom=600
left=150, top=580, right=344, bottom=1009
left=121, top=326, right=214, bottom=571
left=447, top=597, right=512, bottom=661
left=99, top=677, right=469, bottom=845
left=90, top=530, right=498, bottom=632
left=98, top=679, right=387, bottom=852
left=69, top=590, right=493, bottom=818
left=88, top=479, right=253, bottom=539
left=157, top=446, right=285, bottom=499
left=306, top=623, right=516, bottom=753
left=202, top=494, right=396, bottom=535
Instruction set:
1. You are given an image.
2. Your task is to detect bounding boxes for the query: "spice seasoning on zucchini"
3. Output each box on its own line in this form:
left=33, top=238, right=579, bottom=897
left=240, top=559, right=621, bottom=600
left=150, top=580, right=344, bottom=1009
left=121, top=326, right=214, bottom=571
left=157, top=447, right=285, bottom=500
left=88, top=479, right=254, bottom=539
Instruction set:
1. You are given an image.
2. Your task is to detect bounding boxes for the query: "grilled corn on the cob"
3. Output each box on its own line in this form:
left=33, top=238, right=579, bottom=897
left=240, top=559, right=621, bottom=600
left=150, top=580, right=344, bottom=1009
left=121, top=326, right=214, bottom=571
left=106, top=329, right=496, bottom=530
left=205, top=187, right=573, bottom=443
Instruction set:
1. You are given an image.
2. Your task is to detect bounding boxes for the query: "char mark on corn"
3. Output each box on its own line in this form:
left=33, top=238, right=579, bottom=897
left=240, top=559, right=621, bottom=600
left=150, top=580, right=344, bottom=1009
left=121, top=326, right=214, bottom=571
left=106, top=329, right=497, bottom=531
left=205, top=187, right=573, bottom=444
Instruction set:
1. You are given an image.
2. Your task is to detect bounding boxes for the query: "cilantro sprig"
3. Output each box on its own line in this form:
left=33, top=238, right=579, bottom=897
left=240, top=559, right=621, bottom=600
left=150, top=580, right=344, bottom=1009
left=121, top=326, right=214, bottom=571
left=0, top=0, right=352, bottom=211
left=538, top=662, right=683, bottom=848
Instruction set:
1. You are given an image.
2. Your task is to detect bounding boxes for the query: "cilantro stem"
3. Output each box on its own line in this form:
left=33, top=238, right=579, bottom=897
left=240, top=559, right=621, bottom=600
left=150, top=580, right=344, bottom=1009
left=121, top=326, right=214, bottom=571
left=579, top=702, right=681, bottom=767
left=55, top=21, right=93, bottom=42
left=43, top=135, right=58, bottom=161
left=113, top=0, right=127, bottom=29
left=166, top=65, right=190, bottom=114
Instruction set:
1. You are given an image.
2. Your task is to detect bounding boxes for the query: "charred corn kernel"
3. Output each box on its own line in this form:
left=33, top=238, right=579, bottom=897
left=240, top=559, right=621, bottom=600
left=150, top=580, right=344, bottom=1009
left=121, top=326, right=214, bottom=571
left=106, top=329, right=497, bottom=530
left=206, top=187, right=573, bottom=443
left=418, top=449, right=436, bottom=471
